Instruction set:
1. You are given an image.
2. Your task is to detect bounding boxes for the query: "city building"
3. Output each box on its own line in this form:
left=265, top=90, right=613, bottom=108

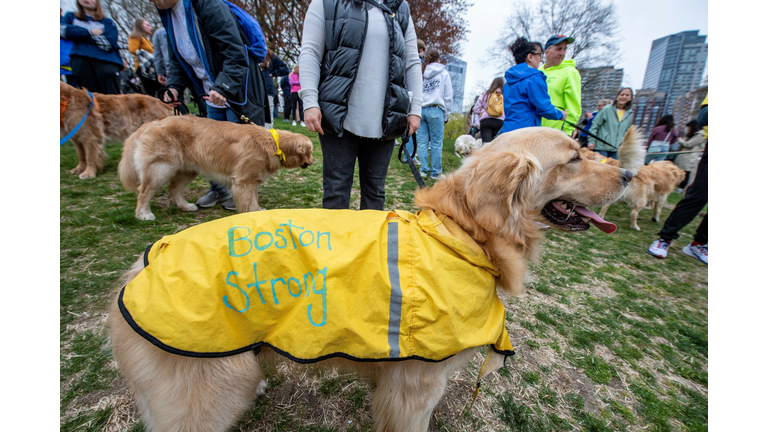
left=641, top=30, right=708, bottom=115
left=632, top=89, right=666, bottom=135
left=672, top=85, right=708, bottom=135
left=579, top=66, right=624, bottom=113
left=443, top=54, right=467, bottom=114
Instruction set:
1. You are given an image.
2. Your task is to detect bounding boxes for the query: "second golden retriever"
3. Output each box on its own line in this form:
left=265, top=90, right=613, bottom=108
left=118, top=116, right=314, bottom=220
left=60, top=81, right=173, bottom=179
left=109, top=127, right=632, bottom=432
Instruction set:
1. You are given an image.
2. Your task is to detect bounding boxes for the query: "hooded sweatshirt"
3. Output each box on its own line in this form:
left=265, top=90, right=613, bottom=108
left=539, top=59, right=582, bottom=134
left=501, top=63, right=563, bottom=133
left=421, top=63, right=453, bottom=121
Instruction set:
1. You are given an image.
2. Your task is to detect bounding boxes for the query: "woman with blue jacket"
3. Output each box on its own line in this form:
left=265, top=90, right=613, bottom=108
left=501, top=38, right=566, bottom=134
left=60, top=0, right=122, bottom=94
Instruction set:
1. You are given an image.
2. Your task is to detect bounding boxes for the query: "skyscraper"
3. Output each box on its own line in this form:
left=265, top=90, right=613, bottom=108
left=443, top=54, right=467, bottom=114
left=641, top=30, right=708, bottom=115
left=580, top=66, right=624, bottom=113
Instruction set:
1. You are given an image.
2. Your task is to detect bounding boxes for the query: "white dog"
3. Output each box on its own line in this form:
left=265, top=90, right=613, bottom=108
left=454, top=134, right=483, bottom=157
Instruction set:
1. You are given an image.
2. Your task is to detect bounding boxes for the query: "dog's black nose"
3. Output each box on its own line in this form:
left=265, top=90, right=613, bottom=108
left=622, top=169, right=633, bottom=185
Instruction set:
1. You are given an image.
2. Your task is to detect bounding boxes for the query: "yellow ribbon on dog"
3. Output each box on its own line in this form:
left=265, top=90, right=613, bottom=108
left=269, top=128, right=286, bottom=161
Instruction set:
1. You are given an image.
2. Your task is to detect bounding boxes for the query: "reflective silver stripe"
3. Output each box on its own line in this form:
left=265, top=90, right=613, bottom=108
left=387, top=222, right=402, bottom=358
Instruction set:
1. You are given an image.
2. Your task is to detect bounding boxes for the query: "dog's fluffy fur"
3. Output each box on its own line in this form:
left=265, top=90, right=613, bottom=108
left=598, top=160, right=686, bottom=230
left=578, top=126, right=645, bottom=176
left=110, top=127, right=631, bottom=432
left=60, top=82, right=173, bottom=179
left=454, top=134, right=483, bottom=157
left=118, top=115, right=314, bottom=220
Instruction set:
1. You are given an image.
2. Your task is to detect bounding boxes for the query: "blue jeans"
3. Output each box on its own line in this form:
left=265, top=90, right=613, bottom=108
left=597, top=150, right=618, bottom=159
left=206, top=105, right=240, bottom=195
left=410, top=106, right=444, bottom=176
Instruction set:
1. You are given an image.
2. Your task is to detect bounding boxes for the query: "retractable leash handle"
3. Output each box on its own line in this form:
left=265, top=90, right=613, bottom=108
left=398, top=130, right=426, bottom=189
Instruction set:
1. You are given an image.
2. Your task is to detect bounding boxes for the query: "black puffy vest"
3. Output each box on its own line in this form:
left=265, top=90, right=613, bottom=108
left=318, top=0, right=411, bottom=140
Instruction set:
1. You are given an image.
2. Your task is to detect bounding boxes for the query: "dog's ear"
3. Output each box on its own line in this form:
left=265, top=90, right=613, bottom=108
left=465, top=150, right=540, bottom=246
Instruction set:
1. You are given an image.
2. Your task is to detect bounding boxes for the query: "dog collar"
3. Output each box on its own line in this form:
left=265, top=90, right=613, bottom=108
left=269, top=129, right=286, bottom=161
left=600, top=158, right=608, bottom=163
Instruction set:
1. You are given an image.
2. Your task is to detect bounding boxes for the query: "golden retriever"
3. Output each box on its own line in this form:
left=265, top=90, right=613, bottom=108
left=109, top=127, right=632, bottom=432
left=454, top=134, right=483, bottom=157
left=60, top=81, right=173, bottom=179
left=118, top=115, right=314, bottom=220
left=598, top=160, right=686, bottom=230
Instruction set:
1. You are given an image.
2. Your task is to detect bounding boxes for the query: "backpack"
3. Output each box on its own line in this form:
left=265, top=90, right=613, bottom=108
left=222, top=0, right=268, bottom=63
left=486, top=92, right=503, bottom=117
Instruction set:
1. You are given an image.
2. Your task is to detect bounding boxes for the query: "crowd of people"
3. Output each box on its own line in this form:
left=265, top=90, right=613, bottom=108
left=60, top=0, right=706, bottom=264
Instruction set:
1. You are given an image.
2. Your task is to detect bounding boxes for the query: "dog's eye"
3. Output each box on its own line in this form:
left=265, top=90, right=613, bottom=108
left=569, top=155, right=581, bottom=163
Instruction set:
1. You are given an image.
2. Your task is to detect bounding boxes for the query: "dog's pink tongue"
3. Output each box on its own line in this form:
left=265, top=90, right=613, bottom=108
left=574, top=206, right=617, bottom=234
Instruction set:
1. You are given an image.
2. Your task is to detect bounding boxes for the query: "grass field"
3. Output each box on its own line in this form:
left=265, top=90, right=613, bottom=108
left=60, top=122, right=707, bottom=431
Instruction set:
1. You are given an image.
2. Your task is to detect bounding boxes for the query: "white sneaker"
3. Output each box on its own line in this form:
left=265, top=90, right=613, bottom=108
left=682, top=243, right=708, bottom=265
left=413, top=155, right=421, bottom=166
left=292, top=121, right=297, bottom=126
left=301, top=121, right=306, bottom=127
left=647, top=239, right=671, bottom=259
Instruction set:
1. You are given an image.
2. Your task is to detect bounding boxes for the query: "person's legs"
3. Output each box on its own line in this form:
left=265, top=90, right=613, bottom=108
left=196, top=105, right=236, bottom=207
left=93, top=60, right=121, bottom=95
left=358, top=137, right=396, bottom=210
left=479, top=119, right=494, bottom=144
left=657, top=146, right=708, bottom=242
left=415, top=109, right=431, bottom=174
left=319, top=132, right=359, bottom=209
left=265, top=95, right=274, bottom=129
left=290, top=93, right=299, bottom=124
left=70, top=56, right=99, bottom=93
left=298, top=97, right=305, bottom=122
left=426, top=108, right=444, bottom=177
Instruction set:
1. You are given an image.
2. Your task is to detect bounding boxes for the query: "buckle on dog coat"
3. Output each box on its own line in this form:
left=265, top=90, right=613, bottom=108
left=118, top=209, right=515, bottom=364
left=269, top=128, right=286, bottom=161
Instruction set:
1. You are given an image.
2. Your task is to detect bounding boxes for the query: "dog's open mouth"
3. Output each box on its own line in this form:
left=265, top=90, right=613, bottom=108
left=541, top=200, right=617, bottom=233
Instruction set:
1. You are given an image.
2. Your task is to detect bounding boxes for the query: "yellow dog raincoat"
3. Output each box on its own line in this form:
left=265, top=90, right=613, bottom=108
left=119, top=209, right=515, bottom=363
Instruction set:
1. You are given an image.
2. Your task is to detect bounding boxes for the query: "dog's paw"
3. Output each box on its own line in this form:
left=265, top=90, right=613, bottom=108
left=137, top=212, right=156, bottom=221
left=652, top=217, right=659, bottom=222
left=70, top=166, right=85, bottom=175
left=631, top=225, right=641, bottom=231
left=78, top=170, right=97, bottom=179
left=180, top=203, right=198, bottom=212
left=253, top=379, right=268, bottom=399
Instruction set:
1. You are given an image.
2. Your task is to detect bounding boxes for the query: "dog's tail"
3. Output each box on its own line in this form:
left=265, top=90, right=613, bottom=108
left=617, top=126, right=645, bottom=175
left=118, top=129, right=142, bottom=192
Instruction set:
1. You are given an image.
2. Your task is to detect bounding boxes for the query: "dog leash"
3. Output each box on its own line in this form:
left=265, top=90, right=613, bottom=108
left=398, top=129, right=426, bottom=189
left=60, top=91, right=95, bottom=146
left=554, top=107, right=618, bottom=150
left=158, top=86, right=190, bottom=116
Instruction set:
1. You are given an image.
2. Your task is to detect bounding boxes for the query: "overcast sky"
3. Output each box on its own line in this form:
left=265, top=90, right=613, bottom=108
left=461, top=0, right=708, bottom=100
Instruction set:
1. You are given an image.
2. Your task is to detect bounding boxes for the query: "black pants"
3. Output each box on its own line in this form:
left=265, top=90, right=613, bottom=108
left=659, top=145, right=707, bottom=244
left=70, top=56, right=121, bottom=95
left=290, top=92, right=304, bottom=121
left=319, top=131, right=395, bottom=210
left=480, top=118, right=503, bottom=143
left=139, top=75, right=161, bottom=98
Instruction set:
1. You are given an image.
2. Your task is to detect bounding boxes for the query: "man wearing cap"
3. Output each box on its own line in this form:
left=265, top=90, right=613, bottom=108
left=540, top=35, right=581, bottom=136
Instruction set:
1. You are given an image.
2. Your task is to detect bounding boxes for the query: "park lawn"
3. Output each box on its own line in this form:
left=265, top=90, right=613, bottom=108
left=60, top=123, right=707, bottom=432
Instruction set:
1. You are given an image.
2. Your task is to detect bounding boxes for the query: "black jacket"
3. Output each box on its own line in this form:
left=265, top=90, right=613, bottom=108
left=158, top=0, right=268, bottom=125
left=318, top=0, right=411, bottom=140
left=262, top=56, right=291, bottom=96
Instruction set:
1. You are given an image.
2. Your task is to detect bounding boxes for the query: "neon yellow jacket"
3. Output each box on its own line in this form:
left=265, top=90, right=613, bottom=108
left=119, top=209, right=515, bottom=362
left=540, top=59, right=582, bottom=134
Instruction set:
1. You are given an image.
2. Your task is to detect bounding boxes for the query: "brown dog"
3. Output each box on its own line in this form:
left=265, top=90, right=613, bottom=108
left=60, top=81, right=173, bottom=179
left=599, top=160, right=686, bottom=230
left=109, top=127, right=631, bottom=432
left=118, top=115, right=314, bottom=220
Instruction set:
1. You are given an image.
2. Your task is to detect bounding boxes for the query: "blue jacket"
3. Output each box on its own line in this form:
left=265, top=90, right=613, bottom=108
left=501, top=63, right=563, bottom=133
left=579, top=111, right=597, bottom=138
left=60, top=38, right=73, bottom=75
left=60, top=13, right=122, bottom=67
left=280, top=75, right=291, bottom=96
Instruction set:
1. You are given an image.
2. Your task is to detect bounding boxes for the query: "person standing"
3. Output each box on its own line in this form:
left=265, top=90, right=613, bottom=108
left=412, top=49, right=452, bottom=180
left=673, top=120, right=706, bottom=190
left=473, top=78, right=505, bottom=144
left=150, top=0, right=269, bottom=211
left=299, top=0, right=422, bottom=211
left=60, top=0, right=122, bottom=95
left=289, top=65, right=304, bottom=127
left=261, top=49, right=291, bottom=129
left=500, top=37, right=566, bottom=134
left=540, top=35, right=581, bottom=135
left=128, top=18, right=161, bottom=97
left=648, top=95, right=708, bottom=265
left=578, top=99, right=610, bottom=146
left=152, top=27, right=169, bottom=86
left=646, top=115, right=678, bottom=163
left=280, top=74, right=292, bottom=122
left=587, top=88, right=634, bottom=159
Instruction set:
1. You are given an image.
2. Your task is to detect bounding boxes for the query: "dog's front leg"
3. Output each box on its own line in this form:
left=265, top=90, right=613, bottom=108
left=231, top=181, right=263, bottom=212
left=70, top=139, right=87, bottom=175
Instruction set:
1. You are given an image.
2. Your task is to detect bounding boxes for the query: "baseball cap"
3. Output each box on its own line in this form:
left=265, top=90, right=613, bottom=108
left=545, top=35, right=575, bottom=50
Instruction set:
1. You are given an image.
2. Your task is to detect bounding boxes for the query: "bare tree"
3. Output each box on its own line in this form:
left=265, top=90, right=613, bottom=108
left=490, top=0, right=621, bottom=74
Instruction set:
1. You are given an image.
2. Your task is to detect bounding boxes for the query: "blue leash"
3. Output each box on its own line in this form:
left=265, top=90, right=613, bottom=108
left=60, top=91, right=94, bottom=146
